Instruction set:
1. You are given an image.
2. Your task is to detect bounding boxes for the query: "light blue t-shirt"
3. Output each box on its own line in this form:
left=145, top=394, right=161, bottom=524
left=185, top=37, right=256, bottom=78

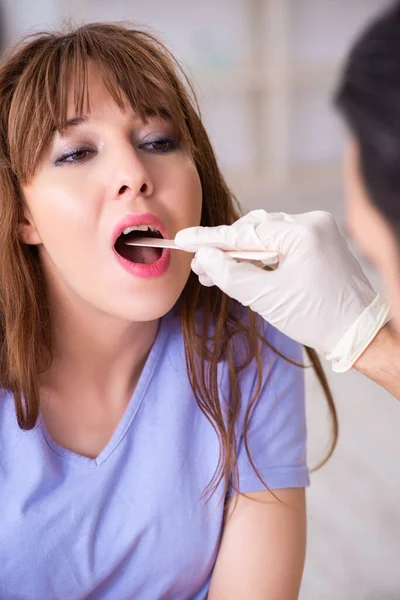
left=0, top=307, right=309, bottom=599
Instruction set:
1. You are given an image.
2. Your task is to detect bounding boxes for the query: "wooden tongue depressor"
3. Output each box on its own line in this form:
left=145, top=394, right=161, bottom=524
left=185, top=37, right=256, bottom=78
left=125, top=237, right=279, bottom=266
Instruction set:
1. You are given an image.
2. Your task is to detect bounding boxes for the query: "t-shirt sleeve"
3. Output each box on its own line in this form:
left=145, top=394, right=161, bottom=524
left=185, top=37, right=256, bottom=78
left=228, top=321, right=310, bottom=495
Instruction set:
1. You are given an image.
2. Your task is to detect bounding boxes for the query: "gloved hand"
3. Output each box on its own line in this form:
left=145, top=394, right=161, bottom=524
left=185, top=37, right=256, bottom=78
left=175, top=210, right=390, bottom=373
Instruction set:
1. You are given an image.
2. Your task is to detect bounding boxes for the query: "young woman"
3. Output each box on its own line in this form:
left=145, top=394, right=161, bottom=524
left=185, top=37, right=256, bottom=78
left=0, top=23, right=336, bottom=599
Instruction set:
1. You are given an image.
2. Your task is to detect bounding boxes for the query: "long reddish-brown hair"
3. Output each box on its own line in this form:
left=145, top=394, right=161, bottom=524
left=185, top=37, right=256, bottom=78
left=0, top=23, right=337, bottom=504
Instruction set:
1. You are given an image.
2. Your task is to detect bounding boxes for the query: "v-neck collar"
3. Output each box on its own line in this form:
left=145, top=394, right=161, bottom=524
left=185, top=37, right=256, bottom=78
left=40, top=313, right=172, bottom=468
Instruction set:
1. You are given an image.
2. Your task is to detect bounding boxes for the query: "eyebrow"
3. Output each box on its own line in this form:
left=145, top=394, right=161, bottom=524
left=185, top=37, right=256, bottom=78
left=65, top=116, right=89, bottom=129
left=52, top=116, right=89, bottom=136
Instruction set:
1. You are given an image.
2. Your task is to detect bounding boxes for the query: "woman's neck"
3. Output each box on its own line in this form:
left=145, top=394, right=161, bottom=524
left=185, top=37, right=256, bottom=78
left=40, top=283, right=160, bottom=407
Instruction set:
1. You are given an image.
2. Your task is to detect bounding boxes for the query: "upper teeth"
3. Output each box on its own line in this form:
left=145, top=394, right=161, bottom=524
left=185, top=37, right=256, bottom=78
left=122, top=225, right=159, bottom=235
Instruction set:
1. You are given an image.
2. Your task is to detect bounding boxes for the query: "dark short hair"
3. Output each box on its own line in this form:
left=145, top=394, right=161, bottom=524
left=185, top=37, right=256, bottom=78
left=335, top=1, right=400, bottom=226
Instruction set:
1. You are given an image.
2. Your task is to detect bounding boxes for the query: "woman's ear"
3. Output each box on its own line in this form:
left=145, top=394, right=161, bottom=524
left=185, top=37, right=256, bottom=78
left=18, top=209, right=42, bottom=245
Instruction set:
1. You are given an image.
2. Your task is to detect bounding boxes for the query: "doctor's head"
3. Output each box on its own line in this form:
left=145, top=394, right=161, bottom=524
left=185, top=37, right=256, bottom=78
left=336, top=2, right=400, bottom=329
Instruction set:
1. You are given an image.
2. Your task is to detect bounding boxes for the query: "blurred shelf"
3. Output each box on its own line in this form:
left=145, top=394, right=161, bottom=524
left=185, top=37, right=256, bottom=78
left=291, top=62, right=340, bottom=89
left=224, top=161, right=342, bottom=198
left=192, top=62, right=339, bottom=94
left=190, top=66, right=263, bottom=95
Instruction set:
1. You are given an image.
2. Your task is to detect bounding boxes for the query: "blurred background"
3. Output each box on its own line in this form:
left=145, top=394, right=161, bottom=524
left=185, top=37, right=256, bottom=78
left=2, top=1, right=399, bottom=598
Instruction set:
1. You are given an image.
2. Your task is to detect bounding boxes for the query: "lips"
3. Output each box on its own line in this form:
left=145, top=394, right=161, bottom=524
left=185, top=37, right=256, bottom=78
left=112, top=212, right=171, bottom=279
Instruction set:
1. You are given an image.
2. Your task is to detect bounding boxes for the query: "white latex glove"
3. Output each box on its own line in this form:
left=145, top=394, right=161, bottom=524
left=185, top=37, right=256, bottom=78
left=175, top=210, right=390, bottom=373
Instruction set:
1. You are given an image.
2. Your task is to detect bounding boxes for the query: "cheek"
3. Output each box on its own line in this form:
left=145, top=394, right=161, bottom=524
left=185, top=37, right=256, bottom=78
left=346, top=175, right=384, bottom=264
left=26, top=181, right=97, bottom=244
left=348, top=208, right=388, bottom=270
left=163, top=161, right=202, bottom=287
left=347, top=209, right=372, bottom=259
left=173, top=160, right=202, bottom=230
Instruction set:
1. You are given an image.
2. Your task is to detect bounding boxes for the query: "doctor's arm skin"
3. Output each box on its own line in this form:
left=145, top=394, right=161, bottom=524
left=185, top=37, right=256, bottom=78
left=354, top=323, right=400, bottom=400
left=207, top=488, right=306, bottom=600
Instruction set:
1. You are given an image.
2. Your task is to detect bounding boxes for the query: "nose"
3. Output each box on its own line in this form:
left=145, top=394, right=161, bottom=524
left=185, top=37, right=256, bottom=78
left=112, top=144, right=154, bottom=201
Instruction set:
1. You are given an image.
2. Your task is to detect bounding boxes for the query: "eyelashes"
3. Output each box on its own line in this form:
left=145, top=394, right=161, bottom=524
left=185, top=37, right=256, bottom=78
left=54, top=136, right=180, bottom=166
left=141, top=137, right=180, bottom=153
left=55, top=148, right=95, bottom=165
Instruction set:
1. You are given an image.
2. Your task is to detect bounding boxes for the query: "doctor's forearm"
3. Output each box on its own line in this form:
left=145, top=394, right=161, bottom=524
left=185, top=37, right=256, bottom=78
left=354, top=324, right=400, bottom=400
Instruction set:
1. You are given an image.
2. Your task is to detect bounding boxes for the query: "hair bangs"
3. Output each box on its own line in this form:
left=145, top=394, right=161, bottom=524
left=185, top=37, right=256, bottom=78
left=8, top=24, right=194, bottom=183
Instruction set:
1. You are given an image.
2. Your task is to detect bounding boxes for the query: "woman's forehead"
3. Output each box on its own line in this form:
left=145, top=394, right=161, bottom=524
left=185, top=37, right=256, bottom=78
left=65, top=63, right=117, bottom=112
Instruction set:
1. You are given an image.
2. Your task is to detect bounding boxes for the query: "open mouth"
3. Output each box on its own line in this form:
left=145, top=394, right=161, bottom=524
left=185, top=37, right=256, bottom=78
left=114, top=226, right=164, bottom=265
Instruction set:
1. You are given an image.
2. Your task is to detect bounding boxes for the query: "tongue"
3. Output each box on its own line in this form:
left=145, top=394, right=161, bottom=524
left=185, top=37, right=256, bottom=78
left=125, top=245, right=161, bottom=264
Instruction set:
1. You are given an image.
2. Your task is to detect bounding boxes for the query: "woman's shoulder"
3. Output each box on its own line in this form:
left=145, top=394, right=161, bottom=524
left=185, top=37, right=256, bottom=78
left=0, top=388, right=13, bottom=409
left=0, top=388, right=20, bottom=435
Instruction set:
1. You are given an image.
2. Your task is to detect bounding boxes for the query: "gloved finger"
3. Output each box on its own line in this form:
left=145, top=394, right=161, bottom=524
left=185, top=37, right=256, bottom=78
left=254, top=215, right=315, bottom=258
left=198, top=273, right=215, bottom=287
left=191, top=256, right=215, bottom=286
left=175, top=224, right=242, bottom=252
left=174, top=211, right=286, bottom=253
left=234, top=210, right=287, bottom=226
left=256, top=210, right=342, bottom=257
left=194, top=247, right=279, bottom=308
left=190, top=256, right=204, bottom=277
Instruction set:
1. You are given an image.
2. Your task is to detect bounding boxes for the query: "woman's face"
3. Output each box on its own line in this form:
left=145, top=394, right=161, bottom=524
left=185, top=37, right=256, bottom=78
left=344, top=141, right=400, bottom=330
left=21, top=65, right=202, bottom=322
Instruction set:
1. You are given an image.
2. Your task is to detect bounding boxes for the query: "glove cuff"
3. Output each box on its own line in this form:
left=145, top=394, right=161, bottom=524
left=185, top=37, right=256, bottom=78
left=327, top=293, right=391, bottom=374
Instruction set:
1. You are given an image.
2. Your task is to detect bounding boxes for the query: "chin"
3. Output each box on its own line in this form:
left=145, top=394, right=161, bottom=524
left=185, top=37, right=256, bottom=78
left=101, top=260, right=192, bottom=322
left=116, top=290, right=182, bottom=323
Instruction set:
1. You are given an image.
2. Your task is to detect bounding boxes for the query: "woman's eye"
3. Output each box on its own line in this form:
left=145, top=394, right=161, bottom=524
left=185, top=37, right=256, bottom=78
left=55, top=148, right=94, bottom=165
left=141, top=138, right=179, bottom=153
